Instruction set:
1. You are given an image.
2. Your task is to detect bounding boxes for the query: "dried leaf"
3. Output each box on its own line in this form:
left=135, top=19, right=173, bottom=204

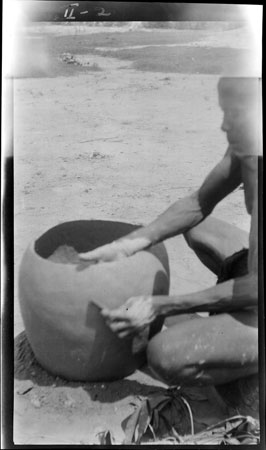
left=181, top=386, right=209, bottom=402
left=221, top=436, right=241, bottom=444
left=158, top=410, right=175, bottom=435
left=122, top=406, right=142, bottom=444
left=240, top=436, right=260, bottom=444
left=135, top=400, right=151, bottom=443
left=230, top=416, right=259, bottom=436
left=122, top=387, right=259, bottom=446
left=182, top=414, right=260, bottom=445
left=97, top=430, right=114, bottom=445
left=152, top=408, right=160, bottom=431
left=148, top=423, right=157, bottom=441
left=148, top=393, right=171, bottom=411
left=181, top=395, right=194, bottom=435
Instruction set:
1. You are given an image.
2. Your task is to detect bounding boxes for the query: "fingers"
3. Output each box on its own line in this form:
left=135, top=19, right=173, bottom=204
left=78, top=241, right=128, bottom=263
left=79, top=241, right=118, bottom=262
left=101, top=308, right=130, bottom=321
left=76, top=260, right=97, bottom=272
left=101, top=308, right=137, bottom=338
left=108, top=320, right=141, bottom=338
left=101, top=295, right=151, bottom=338
left=117, top=330, right=133, bottom=339
left=108, top=320, right=132, bottom=335
left=79, top=251, right=100, bottom=262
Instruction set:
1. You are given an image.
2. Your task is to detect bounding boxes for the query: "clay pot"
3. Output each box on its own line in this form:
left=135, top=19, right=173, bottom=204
left=19, top=220, right=170, bottom=381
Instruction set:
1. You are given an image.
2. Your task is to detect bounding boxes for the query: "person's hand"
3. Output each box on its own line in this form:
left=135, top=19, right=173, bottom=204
left=79, top=241, right=128, bottom=263
left=101, top=296, right=157, bottom=338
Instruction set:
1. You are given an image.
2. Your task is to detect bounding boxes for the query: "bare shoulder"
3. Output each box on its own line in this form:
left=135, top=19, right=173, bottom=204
left=197, top=147, right=242, bottom=214
left=223, top=145, right=241, bottom=163
left=215, top=146, right=241, bottom=177
left=240, top=155, right=258, bottom=215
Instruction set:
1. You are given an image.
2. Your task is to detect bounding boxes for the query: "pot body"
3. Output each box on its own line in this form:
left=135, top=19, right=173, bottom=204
left=19, top=220, right=169, bottom=381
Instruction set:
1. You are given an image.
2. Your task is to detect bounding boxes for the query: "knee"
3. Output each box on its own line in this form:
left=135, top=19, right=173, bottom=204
left=184, top=227, right=199, bottom=250
left=147, top=334, right=186, bottom=385
left=147, top=336, right=172, bottom=383
left=147, top=333, right=208, bottom=386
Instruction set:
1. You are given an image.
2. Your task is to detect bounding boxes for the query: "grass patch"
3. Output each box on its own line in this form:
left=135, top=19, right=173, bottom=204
left=16, top=30, right=252, bottom=78
left=94, top=46, right=252, bottom=75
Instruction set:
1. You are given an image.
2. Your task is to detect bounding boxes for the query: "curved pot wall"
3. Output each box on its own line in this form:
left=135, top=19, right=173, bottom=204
left=19, top=220, right=170, bottom=381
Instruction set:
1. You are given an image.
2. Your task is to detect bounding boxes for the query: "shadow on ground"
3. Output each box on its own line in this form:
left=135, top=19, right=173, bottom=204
left=15, top=330, right=259, bottom=417
left=15, top=331, right=164, bottom=402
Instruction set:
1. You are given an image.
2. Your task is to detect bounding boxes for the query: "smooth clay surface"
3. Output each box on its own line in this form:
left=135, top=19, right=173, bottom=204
left=19, top=220, right=169, bottom=381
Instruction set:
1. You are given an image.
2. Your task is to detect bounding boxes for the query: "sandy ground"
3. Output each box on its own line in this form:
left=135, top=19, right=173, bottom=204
left=12, top=24, right=256, bottom=445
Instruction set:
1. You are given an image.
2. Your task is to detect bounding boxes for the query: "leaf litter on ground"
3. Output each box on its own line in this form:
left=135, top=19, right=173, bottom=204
left=118, top=386, right=260, bottom=445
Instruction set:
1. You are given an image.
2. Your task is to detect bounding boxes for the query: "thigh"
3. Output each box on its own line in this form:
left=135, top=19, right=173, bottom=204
left=147, top=311, right=258, bottom=385
left=164, top=313, right=201, bottom=328
left=184, top=216, right=249, bottom=275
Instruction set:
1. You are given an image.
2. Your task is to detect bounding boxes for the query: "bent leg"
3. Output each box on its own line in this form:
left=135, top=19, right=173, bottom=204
left=184, top=216, right=249, bottom=276
left=147, top=311, right=258, bottom=386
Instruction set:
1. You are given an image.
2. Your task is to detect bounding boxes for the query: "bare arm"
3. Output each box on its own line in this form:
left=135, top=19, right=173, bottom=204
left=103, top=273, right=257, bottom=337
left=80, top=147, right=241, bottom=261
left=154, top=273, right=258, bottom=317
left=116, top=147, right=242, bottom=255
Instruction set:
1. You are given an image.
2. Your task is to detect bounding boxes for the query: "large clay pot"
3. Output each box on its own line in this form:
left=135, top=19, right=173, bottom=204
left=19, top=220, right=170, bottom=381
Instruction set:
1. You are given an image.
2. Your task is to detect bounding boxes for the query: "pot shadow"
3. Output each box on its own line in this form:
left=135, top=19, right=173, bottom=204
left=14, top=330, right=260, bottom=420
left=14, top=331, right=165, bottom=402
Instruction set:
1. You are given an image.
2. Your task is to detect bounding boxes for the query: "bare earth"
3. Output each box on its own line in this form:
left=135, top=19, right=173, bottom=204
left=13, top=24, right=254, bottom=444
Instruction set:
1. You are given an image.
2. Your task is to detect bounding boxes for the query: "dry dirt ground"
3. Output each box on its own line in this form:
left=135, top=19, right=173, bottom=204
left=12, top=24, right=257, bottom=445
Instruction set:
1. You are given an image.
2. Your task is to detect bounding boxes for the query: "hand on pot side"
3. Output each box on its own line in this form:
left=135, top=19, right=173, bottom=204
left=101, top=296, right=157, bottom=338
